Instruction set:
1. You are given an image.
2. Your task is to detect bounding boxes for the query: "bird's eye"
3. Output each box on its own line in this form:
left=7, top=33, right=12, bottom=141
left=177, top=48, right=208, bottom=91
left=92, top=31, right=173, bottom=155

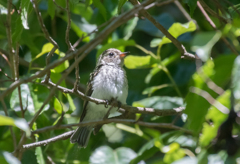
left=109, top=52, right=114, bottom=57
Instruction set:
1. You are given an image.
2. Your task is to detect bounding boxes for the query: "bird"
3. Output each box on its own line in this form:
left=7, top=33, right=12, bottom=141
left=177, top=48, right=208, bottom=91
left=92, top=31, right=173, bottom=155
left=70, top=48, right=129, bottom=148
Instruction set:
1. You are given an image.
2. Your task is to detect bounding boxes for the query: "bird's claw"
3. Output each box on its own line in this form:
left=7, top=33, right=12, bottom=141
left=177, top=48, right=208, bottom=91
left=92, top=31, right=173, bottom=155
left=105, top=100, right=109, bottom=108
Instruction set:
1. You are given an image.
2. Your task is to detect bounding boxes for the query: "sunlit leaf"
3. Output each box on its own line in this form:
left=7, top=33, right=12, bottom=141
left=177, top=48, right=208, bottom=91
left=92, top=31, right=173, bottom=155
left=35, top=137, right=45, bottom=164
left=150, top=21, right=196, bottom=47
left=90, top=146, right=144, bottom=164
left=10, top=84, right=35, bottom=115
left=163, top=143, right=185, bottom=163
left=133, top=96, right=183, bottom=109
left=52, top=52, right=69, bottom=73
left=124, top=55, right=158, bottom=69
left=232, top=56, right=240, bottom=109
left=32, top=43, right=59, bottom=62
left=200, top=90, right=230, bottom=146
left=21, top=0, right=30, bottom=29
left=191, top=31, right=222, bottom=62
left=185, top=55, right=236, bottom=133
left=124, top=17, right=139, bottom=40
left=172, top=157, right=197, bottom=164
left=102, top=124, right=123, bottom=143
left=0, top=151, right=21, bottom=164
left=53, top=98, right=63, bottom=114
left=0, top=115, right=30, bottom=136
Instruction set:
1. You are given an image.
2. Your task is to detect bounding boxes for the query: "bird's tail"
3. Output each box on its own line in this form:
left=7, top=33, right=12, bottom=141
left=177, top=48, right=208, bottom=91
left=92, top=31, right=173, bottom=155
left=70, top=127, right=92, bottom=148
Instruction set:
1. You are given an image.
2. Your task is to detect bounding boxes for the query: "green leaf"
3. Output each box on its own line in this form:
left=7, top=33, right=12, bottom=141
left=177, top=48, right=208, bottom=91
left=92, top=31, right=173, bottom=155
left=92, top=0, right=108, bottom=21
left=232, top=56, right=240, bottom=108
left=85, top=0, right=93, bottom=7
left=48, top=0, right=55, bottom=20
left=21, top=0, right=30, bottom=29
left=90, top=146, right=141, bottom=164
left=145, top=53, right=180, bottom=83
left=102, top=124, right=123, bottom=143
left=0, top=4, right=7, bottom=14
left=51, top=52, right=69, bottom=73
left=132, top=96, right=183, bottom=109
left=183, top=0, right=197, bottom=16
left=124, top=55, right=158, bottom=69
left=199, top=90, right=230, bottom=146
left=191, top=31, right=222, bottom=62
left=10, top=84, right=35, bottom=115
left=12, top=16, right=23, bottom=46
left=72, top=3, right=93, bottom=21
left=64, top=93, right=76, bottom=111
left=150, top=21, right=196, bottom=47
left=118, top=0, right=127, bottom=14
left=35, top=145, right=45, bottom=164
left=53, top=98, right=63, bottom=114
left=172, top=157, right=197, bottom=164
left=185, top=55, right=236, bottom=133
left=0, top=151, right=21, bottom=164
left=29, top=82, right=50, bottom=117
left=163, top=143, right=185, bottom=163
left=60, top=14, right=91, bottom=42
left=142, top=84, right=172, bottom=95
left=96, top=39, right=136, bottom=58
left=0, top=115, right=30, bottom=136
left=12, top=0, right=30, bottom=45
left=32, top=43, right=59, bottom=62
left=124, top=17, right=139, bottom=40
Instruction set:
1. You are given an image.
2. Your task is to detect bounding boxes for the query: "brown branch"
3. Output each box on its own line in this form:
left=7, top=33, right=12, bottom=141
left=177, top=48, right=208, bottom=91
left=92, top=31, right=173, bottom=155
left=45, top=80, right=185, bottom=116
left=23, top=119, right=191, bottom=149
left=197, top=1, right=239, bottom=56
left=23, top=131, right=74, bottom=149
left=31, top=0, right=59, bottom=82
left=0, top=0, right=156, bottom=100
left=199, top=0, right=228, bottom=24
left=6, top=0, right=15, bottom=77
left=0, top=99, right=17, bottom=149
left=53, top=0, right=66, bottom=11
left=65, top=0, right=73, bottom=51
left=129, top=0, right=196, bottom=60
left=14, top=2, right=156, bottom=156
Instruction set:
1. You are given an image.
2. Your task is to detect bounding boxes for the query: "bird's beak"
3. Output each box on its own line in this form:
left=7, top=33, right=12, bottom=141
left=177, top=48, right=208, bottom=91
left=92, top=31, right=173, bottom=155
left=119, top=51, right=130, bottom=58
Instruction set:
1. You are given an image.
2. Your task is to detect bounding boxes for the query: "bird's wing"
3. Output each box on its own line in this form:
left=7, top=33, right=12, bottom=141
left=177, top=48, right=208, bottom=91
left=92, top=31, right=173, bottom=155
left=80, top=64, right=103, bottom=122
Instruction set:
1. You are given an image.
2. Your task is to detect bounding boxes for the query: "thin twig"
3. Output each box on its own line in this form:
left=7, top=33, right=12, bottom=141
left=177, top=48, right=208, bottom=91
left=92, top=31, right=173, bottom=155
left=31, top=0, right=59, bottom=82
left=65, top=0, right=73, bottom=51
left=199, top=0, right=228, bottom=24
left=129, top=0, right=195, bottom=59
left=0, top=99, right=17, bottom=149
left=53, top=0, right=66, bottom=11
left=6, top=0, right=14, bottom=77
left=45, top=80, right=185, bottom=116
left=197, top=1, right=239, bottom=56
left=0, top=0, right=157, bottom=100
left=23, top=119, right=191, bottom=149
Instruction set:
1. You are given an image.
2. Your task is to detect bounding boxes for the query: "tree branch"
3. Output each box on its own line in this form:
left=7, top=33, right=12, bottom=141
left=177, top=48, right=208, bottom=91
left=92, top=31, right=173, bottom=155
left=23, top=119, right=191, bottom=149
left=129, top=0, right=196, bottom=60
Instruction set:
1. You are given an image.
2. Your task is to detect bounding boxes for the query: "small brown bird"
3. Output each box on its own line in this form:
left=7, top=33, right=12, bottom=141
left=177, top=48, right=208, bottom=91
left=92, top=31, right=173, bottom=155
left=70, top=48, right=129, bottom=148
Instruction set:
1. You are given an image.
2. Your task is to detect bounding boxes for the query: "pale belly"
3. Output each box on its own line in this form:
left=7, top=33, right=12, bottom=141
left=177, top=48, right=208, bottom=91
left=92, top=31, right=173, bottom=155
left=83, top=65, right=128, bottom=121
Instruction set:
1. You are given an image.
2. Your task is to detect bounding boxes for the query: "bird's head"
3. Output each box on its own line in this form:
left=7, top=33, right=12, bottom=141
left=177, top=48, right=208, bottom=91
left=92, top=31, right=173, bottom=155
left=97, top=48, right=129, bottom=67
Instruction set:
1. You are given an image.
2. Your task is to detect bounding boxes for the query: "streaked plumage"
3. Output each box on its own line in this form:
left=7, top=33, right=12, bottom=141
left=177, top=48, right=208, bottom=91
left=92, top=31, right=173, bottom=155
left=70, top=48, right=128, bottom=148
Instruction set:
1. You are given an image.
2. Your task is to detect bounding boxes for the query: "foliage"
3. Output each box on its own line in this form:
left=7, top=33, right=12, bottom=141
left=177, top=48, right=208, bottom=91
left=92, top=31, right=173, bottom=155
left=0, top=0, right=240, bottom=163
